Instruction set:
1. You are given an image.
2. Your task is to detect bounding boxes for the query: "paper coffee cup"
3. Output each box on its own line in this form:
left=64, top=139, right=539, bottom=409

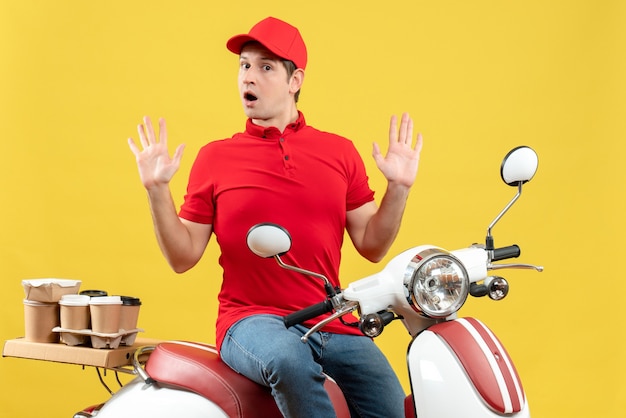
left=23, top=299, right=60, bottom=343
left=89, top=296, right=122, bottom=334
left=119, top=296, right=142, bottom=331
left=59, top=294, right=91, bottom=330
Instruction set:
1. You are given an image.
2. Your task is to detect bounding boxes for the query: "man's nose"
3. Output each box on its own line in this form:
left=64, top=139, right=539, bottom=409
left=242, top=67, right=258, bottom=84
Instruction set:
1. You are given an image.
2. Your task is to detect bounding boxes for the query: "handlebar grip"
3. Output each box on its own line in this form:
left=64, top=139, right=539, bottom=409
left=283, top=300, right=333, bottom=328
left=492, top=245, right=521, bottom=261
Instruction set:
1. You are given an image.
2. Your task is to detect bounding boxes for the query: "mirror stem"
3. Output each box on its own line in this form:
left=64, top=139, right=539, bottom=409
left=274, top=255, right=337, bottom=297
left=486, top=182, right=523, bottom=251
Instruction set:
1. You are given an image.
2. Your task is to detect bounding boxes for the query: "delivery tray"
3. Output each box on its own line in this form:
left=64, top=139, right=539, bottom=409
left=2, top=337, right=161, bottom=369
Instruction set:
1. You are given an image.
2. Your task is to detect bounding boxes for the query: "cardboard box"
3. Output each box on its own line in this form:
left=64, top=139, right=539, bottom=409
left=3, top=337, right=161, bottom=369
left=22, top=278, right=82, bottom=302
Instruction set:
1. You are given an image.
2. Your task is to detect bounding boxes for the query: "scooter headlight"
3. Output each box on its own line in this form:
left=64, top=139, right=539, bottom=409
left=405, top=248, right=469, bottom=318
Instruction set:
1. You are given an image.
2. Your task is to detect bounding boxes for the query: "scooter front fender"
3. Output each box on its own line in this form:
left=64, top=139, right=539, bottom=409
left=407, top=317, right=530, bottom=418
left=93, top=376, right=228, bottom=418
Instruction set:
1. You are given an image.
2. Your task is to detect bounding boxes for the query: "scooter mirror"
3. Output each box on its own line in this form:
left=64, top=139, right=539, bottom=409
left=500, top=146, right=538, bottom=186
left=246, top=223, right=292, bottom=258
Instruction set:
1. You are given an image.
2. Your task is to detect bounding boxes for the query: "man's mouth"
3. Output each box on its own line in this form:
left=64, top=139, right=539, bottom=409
left=244, top=92, right=258, bottom=102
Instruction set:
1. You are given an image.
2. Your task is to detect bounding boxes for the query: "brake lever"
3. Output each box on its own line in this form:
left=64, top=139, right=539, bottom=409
left=300, top=301, right=359, bottom=343
left=488, top=263, right=543, bottom=272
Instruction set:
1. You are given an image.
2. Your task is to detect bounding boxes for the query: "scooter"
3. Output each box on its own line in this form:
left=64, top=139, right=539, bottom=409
left=75, top=145, right=542, bottom=418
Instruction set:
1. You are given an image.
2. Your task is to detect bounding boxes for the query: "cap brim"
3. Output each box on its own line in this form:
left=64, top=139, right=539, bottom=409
left=226, top=34, right=257, bottom=55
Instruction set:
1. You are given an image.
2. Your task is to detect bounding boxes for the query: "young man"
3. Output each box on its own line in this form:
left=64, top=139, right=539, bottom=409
left=129, top=17, right=423, bottom=417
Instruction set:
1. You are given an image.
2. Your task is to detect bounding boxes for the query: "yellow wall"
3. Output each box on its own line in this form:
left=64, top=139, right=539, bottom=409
left=1, top=1, right=625, bottom=416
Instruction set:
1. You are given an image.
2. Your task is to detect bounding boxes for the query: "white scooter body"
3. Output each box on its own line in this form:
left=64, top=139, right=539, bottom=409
left=93, top=377, right=228, bottom=417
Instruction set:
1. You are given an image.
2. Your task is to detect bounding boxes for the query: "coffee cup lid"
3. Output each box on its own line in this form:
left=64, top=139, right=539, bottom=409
left=80, top=290, right=108, bottom=297
left=121, top=296, right=142, bottom=306
left=89, top=295, right=122, bottom=305
left=59, top=294, right=91, bottom=306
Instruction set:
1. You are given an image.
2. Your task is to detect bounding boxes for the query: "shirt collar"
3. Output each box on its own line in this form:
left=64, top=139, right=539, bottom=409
left=245, top=111, right=306, bottom=139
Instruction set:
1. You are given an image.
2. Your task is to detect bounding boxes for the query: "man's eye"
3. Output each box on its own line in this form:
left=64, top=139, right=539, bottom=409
left=263, top=65, right=272, bottom=71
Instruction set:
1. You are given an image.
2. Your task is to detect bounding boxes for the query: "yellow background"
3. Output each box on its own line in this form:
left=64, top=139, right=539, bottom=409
left=1, top=0, right=625, bottom=416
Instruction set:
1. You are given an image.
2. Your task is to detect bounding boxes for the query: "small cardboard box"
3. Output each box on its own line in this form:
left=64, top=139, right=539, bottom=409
left=3, top=337, right=161, bottom=368
left=22, top=279, right=82, bottom=303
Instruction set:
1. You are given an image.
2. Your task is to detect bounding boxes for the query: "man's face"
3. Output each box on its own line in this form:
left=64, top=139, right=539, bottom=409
left=238, top=43, right=293, bottom=126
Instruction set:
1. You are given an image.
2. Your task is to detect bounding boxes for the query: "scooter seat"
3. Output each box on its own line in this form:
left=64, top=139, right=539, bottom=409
left=145, top=341, right=351, bottom=418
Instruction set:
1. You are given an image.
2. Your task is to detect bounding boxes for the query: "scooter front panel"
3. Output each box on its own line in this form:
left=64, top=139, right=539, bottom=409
left=407, top=318, right=529, bottom=417
left=430, top=318, right=525, bottom=414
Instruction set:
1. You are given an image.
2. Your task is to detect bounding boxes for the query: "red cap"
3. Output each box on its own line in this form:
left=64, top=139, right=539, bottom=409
left=226, top=17, right=307, bottom=70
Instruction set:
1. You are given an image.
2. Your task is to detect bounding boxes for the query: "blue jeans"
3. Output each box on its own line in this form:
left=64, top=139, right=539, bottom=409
left=220, top=314, right=405, bottom=418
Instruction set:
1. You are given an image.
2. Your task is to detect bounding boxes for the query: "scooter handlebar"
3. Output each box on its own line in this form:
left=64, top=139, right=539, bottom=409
left=492, top=245, right=520, bottom=261
left=283, top=300, right=334, bottom=328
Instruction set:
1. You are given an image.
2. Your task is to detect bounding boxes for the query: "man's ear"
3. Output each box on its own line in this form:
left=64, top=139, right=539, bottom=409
left=289, top=69, right=305, bottom=94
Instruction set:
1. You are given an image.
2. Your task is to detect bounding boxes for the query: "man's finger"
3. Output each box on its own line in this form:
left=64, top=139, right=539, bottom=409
left=388, top=114, right=398, bottom=144
left=128, top=138, right=140, bottom=156
left=159, top=117, right=168, bottom=145
left=137, top=123, right=149, bottom=148
left=144, top=116, right=156, bottom=144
